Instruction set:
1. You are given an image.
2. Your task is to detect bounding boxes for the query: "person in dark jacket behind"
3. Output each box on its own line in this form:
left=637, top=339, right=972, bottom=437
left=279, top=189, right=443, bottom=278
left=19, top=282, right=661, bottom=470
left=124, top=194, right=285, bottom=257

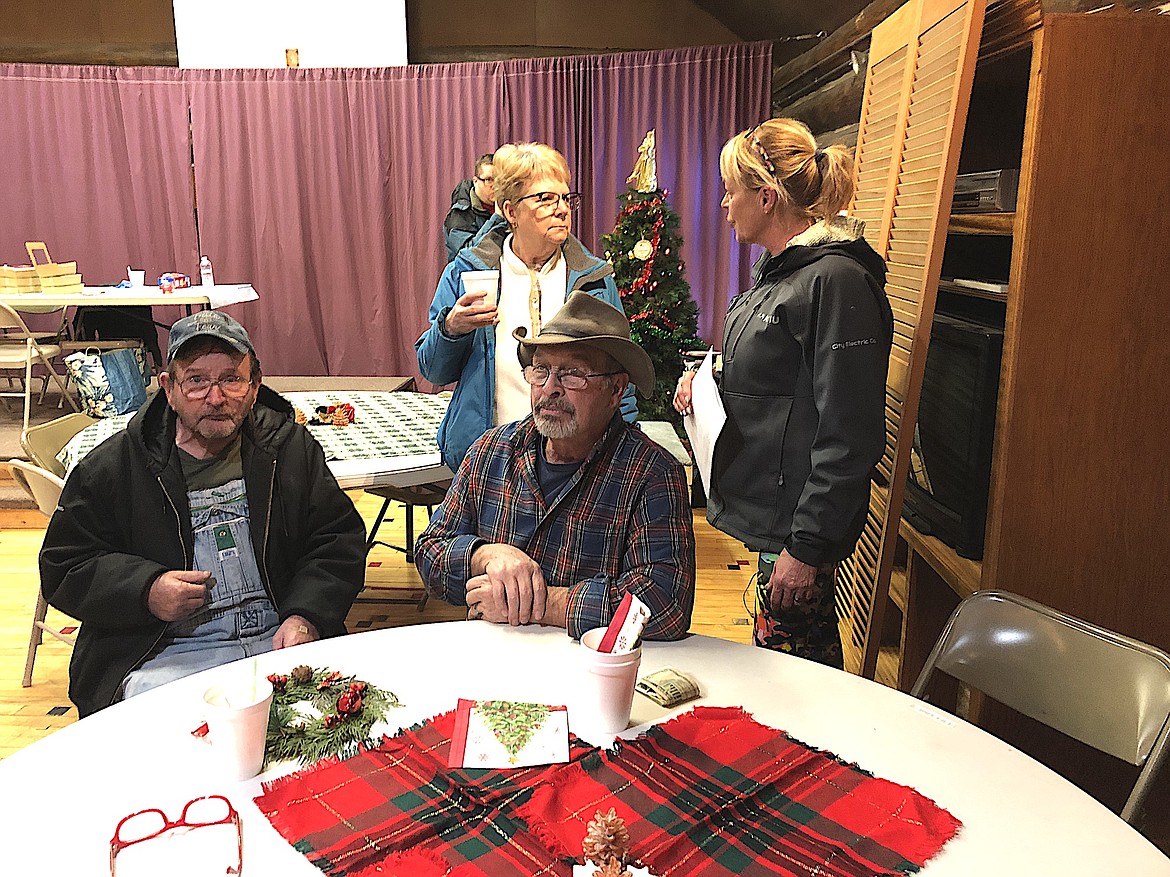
left=674, top=118, right=893, bottom=668
left=443, top=153, right=497, bottom=262
left=40, top=311, right=365, bottom=716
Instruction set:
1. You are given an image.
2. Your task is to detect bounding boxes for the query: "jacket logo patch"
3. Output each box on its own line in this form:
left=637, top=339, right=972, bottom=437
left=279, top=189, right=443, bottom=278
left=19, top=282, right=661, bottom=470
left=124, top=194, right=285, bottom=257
left=831, top=337, right=877, bottom=350
left=758, top=313, right=781, bottom=324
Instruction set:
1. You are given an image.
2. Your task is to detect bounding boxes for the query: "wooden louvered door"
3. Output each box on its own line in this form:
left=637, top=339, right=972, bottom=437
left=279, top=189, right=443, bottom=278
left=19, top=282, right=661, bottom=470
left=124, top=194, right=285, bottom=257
left=836, top=0, right=986, bottom=678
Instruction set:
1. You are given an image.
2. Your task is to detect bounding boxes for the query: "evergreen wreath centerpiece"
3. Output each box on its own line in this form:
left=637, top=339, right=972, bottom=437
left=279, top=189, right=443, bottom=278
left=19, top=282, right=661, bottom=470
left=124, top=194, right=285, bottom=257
left=264, top=665, right=402, bottom=767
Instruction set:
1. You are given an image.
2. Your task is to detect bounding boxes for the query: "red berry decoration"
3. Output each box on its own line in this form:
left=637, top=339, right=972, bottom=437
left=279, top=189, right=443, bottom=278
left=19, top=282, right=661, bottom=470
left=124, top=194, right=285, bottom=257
left=323, top=714, right=341, bottom=729
left=337, top=690, right=363, bottom=716
left=267, top=673, right=289, bottom=692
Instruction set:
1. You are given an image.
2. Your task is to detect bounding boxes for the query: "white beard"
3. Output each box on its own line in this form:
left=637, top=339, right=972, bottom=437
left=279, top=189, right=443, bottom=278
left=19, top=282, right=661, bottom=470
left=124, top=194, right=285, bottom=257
left=534, top=401, right=578, bottom=439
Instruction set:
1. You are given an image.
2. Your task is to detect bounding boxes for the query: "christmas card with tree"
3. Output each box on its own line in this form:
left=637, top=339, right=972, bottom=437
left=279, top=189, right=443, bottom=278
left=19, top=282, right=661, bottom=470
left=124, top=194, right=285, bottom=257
left=448, top=699, right=569, bottom=769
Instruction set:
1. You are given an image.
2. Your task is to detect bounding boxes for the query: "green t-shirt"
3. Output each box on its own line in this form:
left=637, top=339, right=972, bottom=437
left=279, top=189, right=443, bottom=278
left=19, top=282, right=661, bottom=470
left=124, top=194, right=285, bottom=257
left=177, top=435, right=244, bottom=491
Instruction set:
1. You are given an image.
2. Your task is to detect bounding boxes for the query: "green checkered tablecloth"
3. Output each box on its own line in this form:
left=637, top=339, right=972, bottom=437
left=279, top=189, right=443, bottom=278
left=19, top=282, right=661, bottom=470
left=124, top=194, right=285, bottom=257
left=57, top=391, right=448, bottom=476
left=286, top=391, right=447, bottom=461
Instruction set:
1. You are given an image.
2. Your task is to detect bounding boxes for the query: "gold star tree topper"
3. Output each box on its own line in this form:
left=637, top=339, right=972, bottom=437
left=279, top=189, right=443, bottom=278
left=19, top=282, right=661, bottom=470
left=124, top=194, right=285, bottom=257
left=626, top=130, right=657, bottom=193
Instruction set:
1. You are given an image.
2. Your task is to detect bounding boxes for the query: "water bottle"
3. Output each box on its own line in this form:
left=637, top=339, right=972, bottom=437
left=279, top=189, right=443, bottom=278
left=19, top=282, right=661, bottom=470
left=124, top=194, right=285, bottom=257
left=199, top=255, right=215, bottom=287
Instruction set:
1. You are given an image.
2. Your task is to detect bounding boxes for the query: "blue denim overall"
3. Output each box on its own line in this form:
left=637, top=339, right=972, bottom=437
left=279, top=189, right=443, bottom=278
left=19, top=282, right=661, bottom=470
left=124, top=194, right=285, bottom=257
left=122, top=478, right=280, bottom=698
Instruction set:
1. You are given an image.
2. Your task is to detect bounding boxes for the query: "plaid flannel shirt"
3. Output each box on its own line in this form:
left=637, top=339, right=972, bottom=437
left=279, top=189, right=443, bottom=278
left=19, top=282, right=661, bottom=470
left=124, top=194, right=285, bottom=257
left=416, top=414, right=695, bottom=640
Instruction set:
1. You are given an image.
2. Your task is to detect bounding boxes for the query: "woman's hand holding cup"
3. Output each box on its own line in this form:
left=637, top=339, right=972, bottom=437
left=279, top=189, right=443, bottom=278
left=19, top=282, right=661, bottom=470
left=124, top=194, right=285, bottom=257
left=445, top=270, right=500, bottom=336
left=444, top=289, right=498, bottom=335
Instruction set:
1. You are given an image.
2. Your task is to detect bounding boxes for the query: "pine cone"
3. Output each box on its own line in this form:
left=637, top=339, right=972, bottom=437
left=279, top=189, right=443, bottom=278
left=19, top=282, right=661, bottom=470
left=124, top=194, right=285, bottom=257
left=591, top=859, right=630, bottom=877
left=294, top=408, right=308, bottom=425
left=582, top=808, right=630, bottom=866
left=290, top=665, right=313, bottom=684
left=332, top=408, right=349, bottom=427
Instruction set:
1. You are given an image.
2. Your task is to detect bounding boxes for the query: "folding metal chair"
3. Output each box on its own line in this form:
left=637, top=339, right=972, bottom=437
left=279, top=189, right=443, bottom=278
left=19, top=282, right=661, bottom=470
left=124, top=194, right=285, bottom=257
left=910, top=589, right=1170, bottom=825
left=6, top=459, right=76, bottom=687
left=21, top=411, right=97, bottom=478
left=0, top=301, right=79, bottom=431
left=364, top=480, right=451, bottom=565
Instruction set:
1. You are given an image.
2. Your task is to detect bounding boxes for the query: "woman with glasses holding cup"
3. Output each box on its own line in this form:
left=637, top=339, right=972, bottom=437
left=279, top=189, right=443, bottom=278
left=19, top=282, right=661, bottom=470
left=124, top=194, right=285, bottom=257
left=418, top=141, right=636, bottom=471
left=673, top=118, right=892, bottom=668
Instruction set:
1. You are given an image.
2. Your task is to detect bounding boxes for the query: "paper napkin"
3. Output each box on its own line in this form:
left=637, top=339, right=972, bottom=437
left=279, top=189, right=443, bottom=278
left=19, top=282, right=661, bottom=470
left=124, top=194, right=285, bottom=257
left=597, top=592, right=651, bottom=653
left=448, top=699, right=569, bottom=768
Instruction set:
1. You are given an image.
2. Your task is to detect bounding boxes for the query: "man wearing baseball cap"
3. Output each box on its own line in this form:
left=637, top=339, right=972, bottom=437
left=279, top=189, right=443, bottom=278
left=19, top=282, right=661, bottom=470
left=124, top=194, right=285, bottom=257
left=416, top=292, right=695, bottom=641
left=41, top=311, right=365, bottom=717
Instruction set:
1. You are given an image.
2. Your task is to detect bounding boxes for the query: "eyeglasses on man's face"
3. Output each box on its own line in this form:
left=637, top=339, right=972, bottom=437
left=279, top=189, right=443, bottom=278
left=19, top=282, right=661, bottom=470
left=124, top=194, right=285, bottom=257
left=516, top=191, right=582, bottom=211
left=523, top=364, right=620, bottom=391
left=475, top=174, right=495, bottom=185
left=178, top=373, right=254, bottom=400
left=110, top=794, right=242, bottom=876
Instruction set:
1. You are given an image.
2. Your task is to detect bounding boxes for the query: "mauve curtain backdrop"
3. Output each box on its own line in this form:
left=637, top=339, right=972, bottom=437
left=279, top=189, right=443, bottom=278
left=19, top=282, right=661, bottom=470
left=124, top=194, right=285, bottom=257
left=0, top=43, right=770, bottom=379
left=0, top=64, right=198, bottom=335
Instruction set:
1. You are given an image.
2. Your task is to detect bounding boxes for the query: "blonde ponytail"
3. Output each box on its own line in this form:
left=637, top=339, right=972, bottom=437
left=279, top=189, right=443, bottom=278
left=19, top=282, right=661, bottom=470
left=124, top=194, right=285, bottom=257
left=721, top=118, right=855, bottom=223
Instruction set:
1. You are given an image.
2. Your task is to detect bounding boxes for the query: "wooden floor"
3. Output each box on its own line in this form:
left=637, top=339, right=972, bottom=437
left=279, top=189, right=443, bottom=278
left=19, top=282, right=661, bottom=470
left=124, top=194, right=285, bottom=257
left=0, top=492, right=796, bottom=760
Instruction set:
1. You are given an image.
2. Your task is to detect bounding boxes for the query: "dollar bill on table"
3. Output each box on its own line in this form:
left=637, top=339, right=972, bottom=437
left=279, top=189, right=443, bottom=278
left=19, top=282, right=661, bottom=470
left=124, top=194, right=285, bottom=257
left=634, top=668, right=701, bottom=708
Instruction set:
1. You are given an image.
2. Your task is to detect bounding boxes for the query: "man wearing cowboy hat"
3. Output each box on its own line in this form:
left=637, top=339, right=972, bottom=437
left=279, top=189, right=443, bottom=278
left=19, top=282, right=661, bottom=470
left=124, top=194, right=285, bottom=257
left=416, top=292, right=695, bottom=640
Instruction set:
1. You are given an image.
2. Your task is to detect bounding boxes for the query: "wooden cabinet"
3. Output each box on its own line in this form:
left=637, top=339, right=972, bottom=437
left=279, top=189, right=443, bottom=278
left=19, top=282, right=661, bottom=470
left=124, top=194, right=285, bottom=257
left=896, top=11, right=1170, bottom=690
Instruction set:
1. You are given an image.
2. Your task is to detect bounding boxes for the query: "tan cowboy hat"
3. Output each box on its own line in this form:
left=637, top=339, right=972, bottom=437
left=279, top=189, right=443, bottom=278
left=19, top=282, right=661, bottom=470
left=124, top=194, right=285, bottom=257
left=514, top=292, right=655, bottom=398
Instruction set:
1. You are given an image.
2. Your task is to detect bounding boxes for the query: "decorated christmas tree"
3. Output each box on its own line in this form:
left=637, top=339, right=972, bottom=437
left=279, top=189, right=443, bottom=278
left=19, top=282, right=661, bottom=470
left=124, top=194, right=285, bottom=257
left=602, top=131, right=702, bottom=422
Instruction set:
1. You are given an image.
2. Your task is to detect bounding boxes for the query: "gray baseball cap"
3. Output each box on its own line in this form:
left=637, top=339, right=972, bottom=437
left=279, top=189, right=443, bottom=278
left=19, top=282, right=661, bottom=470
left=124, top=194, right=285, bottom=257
left=167, top=311, right=256, bottom=363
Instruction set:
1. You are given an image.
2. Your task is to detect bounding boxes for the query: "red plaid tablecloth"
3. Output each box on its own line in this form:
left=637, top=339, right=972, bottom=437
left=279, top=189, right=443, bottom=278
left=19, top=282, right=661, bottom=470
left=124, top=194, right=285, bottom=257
left=255, top=706, right=960, bottom=877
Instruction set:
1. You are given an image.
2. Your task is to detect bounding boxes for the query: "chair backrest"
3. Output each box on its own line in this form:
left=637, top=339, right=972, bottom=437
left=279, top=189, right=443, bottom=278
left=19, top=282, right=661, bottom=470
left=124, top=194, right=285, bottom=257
left=0, top=300, right=28, bottom=333
left=910, top=589, right=1170, bottom=823
left=6, top=459, right=66, bottom=519
left=0, top=300, right=66, bottom=346
left=21, top=412, right=97, bottom=477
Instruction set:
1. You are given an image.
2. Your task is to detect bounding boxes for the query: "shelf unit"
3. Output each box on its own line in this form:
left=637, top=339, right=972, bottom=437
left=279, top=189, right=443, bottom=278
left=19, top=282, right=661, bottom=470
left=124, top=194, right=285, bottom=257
left=893, top=11, right=1170, bottom=693
left=947, top=212, right=1014, bottom=235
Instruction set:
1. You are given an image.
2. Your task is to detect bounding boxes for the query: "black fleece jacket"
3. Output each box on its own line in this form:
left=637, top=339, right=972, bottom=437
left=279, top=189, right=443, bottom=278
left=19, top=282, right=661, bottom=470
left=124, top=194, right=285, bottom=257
left=707, top=218, right=893, bottom=565
left=40, top=385, right=366, bottom=717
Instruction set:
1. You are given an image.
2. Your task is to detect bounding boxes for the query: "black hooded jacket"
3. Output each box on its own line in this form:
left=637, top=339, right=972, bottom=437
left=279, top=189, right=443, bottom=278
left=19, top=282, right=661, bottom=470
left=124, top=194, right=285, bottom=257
left=40, top=385, right=366, bottom=717
left=708, top=217, right=893, bottom=566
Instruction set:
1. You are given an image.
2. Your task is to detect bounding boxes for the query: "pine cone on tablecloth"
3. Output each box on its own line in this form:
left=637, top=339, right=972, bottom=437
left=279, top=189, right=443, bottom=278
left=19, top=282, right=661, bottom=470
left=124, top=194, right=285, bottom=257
left=582, top=808, right=631, bottom=868
left=294, top=407, right=308, bottom=425
left=332, top=407, right=349, bottom=427
left=592, top=859, right=631, bottom=877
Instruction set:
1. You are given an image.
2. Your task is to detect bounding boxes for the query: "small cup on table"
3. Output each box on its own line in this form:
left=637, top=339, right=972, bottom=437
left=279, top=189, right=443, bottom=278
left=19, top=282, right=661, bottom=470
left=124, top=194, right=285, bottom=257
left=578, top=626, right=642, bottom=736
left=201, top=678, right=274, bottom=781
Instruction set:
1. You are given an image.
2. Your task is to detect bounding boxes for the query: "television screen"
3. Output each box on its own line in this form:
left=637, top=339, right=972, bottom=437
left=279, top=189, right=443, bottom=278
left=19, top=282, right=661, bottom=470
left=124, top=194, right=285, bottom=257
left=903, top=312, right=1004, bottom=559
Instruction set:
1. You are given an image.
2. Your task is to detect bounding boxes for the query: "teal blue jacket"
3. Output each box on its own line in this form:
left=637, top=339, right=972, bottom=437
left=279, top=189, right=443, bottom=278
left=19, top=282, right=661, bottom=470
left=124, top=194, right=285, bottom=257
left=416, top=215, right=637, bottom=470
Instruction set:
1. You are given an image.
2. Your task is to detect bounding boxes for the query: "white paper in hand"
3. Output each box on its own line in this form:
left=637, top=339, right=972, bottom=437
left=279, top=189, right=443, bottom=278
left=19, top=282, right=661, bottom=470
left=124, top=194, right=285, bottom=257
left=683, top=349, right=725, bottom=493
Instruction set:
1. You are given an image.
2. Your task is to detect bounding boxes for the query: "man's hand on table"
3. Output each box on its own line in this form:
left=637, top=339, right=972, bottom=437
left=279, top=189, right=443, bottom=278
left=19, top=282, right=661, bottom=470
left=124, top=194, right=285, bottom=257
left=146, top=569, right=212, bottom=621
left=273, top=615, right=320, bottom=649
left=466, top=543, right=567, bottom=629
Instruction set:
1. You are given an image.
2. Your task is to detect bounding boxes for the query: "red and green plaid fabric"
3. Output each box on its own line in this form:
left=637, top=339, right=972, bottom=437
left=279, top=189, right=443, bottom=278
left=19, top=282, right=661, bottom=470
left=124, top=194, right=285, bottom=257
left=522, top=707, right=960, bottom=876
left=255, top=706, right=960, bottom=877
left=256, top=708, right=594, bottom=876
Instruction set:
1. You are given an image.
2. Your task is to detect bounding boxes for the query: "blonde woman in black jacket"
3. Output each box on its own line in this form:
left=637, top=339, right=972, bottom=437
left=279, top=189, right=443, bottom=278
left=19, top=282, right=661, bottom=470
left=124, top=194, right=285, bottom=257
left=675, top=118, right=892, bottom=667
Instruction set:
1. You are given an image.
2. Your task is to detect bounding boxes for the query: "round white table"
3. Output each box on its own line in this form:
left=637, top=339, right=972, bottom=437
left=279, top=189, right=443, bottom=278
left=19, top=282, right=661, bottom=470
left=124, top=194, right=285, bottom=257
left=3, top=622, right=1167, bottom=874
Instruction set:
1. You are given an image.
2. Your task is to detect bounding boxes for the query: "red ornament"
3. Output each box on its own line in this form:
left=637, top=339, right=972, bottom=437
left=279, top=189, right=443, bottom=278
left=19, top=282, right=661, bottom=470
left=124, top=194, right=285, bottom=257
left=267, top=674, right=289, bottom=692
left=317, top=670, right=343, bottom=690
left=323, top=714, right=342, bottom=729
